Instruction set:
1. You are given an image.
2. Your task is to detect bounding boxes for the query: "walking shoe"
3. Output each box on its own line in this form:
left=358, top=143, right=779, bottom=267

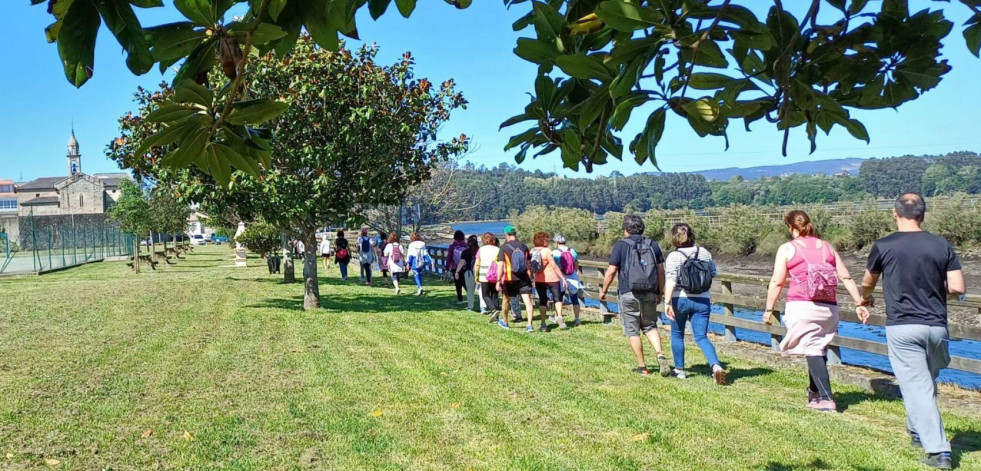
left=497, top=319, right=509, bottom=330
left=525, top=325, right=534, bottom=333
left=558, top=321, right=569, bottom=330
left=806, top=389, right=820, bottom=405
left=632, top=366, right=651, bottom=377
left=712, top=365, right=728, bottom=386
left=573, top=318, right=581, bottom=327
left=539, top=323, right=549, bottom=332
left=394, top=288, right=400, bottom=295
left=920, top=452, right=952, bottom=469
left=910, top=431, right=923, bottom=449
left=602, top=315, right=614, bottom=324
left=488, top=311, right=499, bottom=323
left=416, top=289, right=424, bottom=296
left=672, top=369, right=687, bottom=379
left=807, top=399, right=837, bottom=413
left=657, top=355, right=671, bottom=377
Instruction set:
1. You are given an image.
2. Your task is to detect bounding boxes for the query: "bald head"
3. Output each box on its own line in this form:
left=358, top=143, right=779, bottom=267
left=895, top=193, right=926, bottom=222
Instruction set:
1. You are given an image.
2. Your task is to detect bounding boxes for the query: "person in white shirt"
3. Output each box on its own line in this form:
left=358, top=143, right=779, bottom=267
left=406, top=232, right=429, bottom=296
left=319, top=234, right=332, bottom=271
left=382, top=233, right=406, bottom=294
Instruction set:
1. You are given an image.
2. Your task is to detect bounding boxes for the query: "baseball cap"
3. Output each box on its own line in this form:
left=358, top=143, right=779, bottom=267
left=504, top=225, right=517, bottom=235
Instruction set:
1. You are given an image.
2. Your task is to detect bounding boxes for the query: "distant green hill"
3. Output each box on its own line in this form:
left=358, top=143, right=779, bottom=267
left=695, top=158, right=868, bottom=181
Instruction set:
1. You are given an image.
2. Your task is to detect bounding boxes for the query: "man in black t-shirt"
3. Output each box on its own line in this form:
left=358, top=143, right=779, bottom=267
left=599, top=215, right=669, bottom=377
left=861, top=193, right=966, bottom=470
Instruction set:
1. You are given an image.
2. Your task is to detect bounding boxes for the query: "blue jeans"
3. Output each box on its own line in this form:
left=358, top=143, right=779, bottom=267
left=670, top=297, right=721, bottom=370
left=338, top=262, right=348, bottom=280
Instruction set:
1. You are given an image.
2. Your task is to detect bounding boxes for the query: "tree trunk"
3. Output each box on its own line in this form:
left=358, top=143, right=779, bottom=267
left=302, top=229, right=320, bottom=310
left=283, top=248, right=295, bottom=283
left=133, top=237, right=140, bottom=274
left=149, top=232, right=156, bottom=264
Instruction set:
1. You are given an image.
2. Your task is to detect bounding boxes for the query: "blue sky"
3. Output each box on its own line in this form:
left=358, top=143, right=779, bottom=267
left=2, top=1, right=979, bottom=182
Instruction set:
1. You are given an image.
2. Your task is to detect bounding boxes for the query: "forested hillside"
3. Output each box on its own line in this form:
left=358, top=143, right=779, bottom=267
left=446, top=151, right=980, bottom=223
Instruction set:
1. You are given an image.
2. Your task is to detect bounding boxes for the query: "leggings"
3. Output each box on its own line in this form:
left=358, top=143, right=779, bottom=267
left=481, top=282, right=499, bottom=311
left=455, top=272, right=467, bottom=301
left=361, top=262, right=372, bottom=283
left=414, top=270, right=424, bottom=289
left=807, top=355, right=833, bottom=400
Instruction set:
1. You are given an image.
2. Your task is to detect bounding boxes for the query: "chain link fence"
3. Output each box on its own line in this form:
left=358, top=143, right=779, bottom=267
left=0, top=212, right=134, bottom=275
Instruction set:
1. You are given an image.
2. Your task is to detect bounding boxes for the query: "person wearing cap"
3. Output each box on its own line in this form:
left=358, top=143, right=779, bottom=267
left=494, top=225, right=536, bottom=331
left=552, top=233, right=583, bottom=327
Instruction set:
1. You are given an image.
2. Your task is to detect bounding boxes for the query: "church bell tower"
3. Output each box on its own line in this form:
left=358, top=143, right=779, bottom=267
left=67, top=129, right=81, bottom=175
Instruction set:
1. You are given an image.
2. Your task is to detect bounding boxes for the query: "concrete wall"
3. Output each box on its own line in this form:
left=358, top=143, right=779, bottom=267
left=18, top=190, right=58, bottom=217
left=17, top=214, right=110, bottom=250
left=0, top=213, right=18, bottom=246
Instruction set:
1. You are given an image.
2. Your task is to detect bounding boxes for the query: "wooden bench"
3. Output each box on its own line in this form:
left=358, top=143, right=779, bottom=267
left=126, top=254, right=158, bottom=270
left=155, top=250, right=175, bottom=264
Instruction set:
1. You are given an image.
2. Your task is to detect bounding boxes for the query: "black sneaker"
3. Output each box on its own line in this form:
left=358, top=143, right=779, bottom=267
left=910, top=431, right=923, bottom=449
left=920, top=452, right=952, bottom=469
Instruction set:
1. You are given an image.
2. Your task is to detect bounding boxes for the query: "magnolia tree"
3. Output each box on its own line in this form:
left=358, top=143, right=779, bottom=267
left=110, top=38, right=468, bottom=309
left=35, top=0, right=981, bottom=174
left=107, top=180, right=152, bottom=272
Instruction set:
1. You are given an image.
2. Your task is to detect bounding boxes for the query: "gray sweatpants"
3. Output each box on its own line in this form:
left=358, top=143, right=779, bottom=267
left=886, top=324, right=951, bottom=454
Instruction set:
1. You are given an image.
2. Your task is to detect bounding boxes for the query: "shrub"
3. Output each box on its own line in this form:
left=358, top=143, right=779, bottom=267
left=644, top=211, right=666, bottom=240
left=925, top=193, right=981, bottom=246
left=238, top=223, right=281, bottom=257
left=512, top=206, right=597, bottom=246
left=755, top=225, right=790, bottom=256
left=847, top=202, right=893, bottom=249
left=713, top=205, right=769, bottom=255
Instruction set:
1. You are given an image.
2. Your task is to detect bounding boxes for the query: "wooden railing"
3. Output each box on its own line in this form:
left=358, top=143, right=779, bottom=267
left=421, top=247, right=981, bottom=377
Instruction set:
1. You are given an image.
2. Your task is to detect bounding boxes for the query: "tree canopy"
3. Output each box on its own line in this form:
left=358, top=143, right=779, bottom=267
left=34, top=0, right=981, bottom=174
left=109, top=38, right=468, bottom=309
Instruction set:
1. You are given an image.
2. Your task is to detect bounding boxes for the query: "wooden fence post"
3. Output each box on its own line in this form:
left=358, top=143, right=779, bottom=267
left=722, top=280, right=736, bottom=343
left=770, top=311, right=782, bottom=353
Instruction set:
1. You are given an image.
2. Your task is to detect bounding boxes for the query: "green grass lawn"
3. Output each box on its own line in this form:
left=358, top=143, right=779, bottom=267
left=1, top=246, right=979, bottom=470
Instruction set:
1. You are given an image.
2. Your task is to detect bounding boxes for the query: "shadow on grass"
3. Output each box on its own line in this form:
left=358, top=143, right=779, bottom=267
left=764, top=458, right=833, bottom=470
left=707, top=366, right=774, bottom=384
left=952, top=429, right=981, bottom=468
left=832, top=390, right=893, bottom=412
left=249, top=297, right=305, bottom=310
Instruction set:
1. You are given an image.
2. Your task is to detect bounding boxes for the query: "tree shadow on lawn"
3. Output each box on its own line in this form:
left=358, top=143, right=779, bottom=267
left=686, top=365, right=775, bottom=384
left=832, top=390, right=893, bottom=413
left=951, top=429, right=981, bottom=468
left=763, top=458, right=879, bottom=471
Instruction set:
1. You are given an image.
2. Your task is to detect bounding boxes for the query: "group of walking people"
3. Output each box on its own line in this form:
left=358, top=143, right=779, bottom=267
left=309, top=228, right=432, bottom=296
left=299, top=192, right=963, bottom=469
left=597, top=194, right=962, bottom=470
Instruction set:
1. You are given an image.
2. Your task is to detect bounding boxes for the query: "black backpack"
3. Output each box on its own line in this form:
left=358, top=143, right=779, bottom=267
left=676, top=247, right=713, bottom=293
left=623, top=238, right=660, bottom=295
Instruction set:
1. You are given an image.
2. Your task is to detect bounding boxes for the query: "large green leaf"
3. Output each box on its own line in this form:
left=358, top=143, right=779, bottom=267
left=175, top=81, right=214, bottom=108
left=514, top=37, right=559, bottom=65
left=96, top=0, right=154, bottom=75
left=146, top=103, right=200, bottom=122
left=687, top=72, right=739, bottom=90
left=225, top=98, right=290, bottom=125
left=129, top=0, right=165, bottom=7
left=174, top=0, right=231, bottom=26
left=267, top=0, right=288, bottom=21
left=395, top=0, right=416, bottom=18
left=172, top=39, right=217, bottom=85
left=135, top=119, right=197, bottom=156
left=304, top=2, right=340, bottom=50
left=843, top=118, right=869, bottom=143
left=229, top=22, right=287, bottom=45
left=555, top=54, right=612, bottom=80
left=594, top=1, right=660, bottom=32
left=163, top=128, right=211, bottom=167
left=965, top=19, right=981, bottom=57
left=146, top=22, right=206, bottom=62
left=57, top=0, right=101, bottom=87
left=368, top=0, right=392, bottom=19
left=633, top=107, right=666, bottom=165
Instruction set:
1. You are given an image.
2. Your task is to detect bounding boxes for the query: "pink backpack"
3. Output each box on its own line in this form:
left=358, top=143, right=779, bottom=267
left=793, top=240, right=838, bottom=303
left=390, top=244, right=403, bottom=265
left=485, top=260, right=499, bottom=283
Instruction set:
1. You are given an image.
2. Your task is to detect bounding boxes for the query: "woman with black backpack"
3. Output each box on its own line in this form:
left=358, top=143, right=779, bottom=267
left=663, top=223, right=726, bottom=385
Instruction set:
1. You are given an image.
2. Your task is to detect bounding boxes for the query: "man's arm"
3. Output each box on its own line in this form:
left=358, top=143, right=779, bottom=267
left=657, top=263, right=666, bottom=303
left=600, top=265, right=618, bottom=301
left=860, top=270, right=879, bottom=301
left=947, top=269, right=966, bottom=296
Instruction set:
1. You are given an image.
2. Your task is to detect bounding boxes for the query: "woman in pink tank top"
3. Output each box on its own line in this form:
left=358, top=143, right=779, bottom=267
left=764, top=210, right=870, bottom=413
